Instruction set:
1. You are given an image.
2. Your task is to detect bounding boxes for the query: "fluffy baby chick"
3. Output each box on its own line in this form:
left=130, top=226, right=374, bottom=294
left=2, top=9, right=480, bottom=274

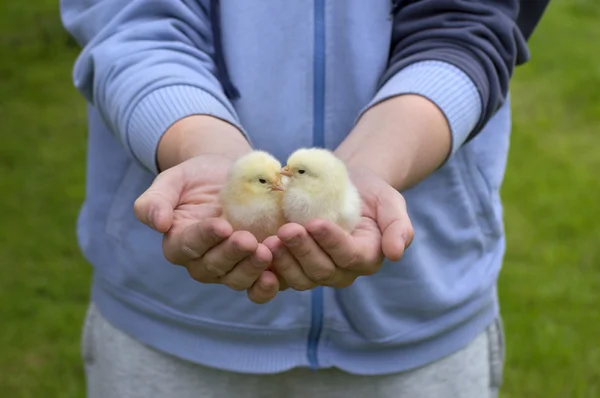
left=220, top=150, right=286, bottom=242
left=280, top=148, right=362, bottom=232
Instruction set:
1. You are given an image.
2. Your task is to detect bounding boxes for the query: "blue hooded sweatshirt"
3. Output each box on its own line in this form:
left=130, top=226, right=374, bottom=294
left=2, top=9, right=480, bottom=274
left=59, top=0, right=548, bottom=374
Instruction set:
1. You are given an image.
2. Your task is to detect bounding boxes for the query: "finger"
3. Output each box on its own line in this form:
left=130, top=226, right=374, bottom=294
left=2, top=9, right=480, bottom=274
left=162, top=218, right=232, bottom=265
left=264, top=258, right=290, bottom=291
left=219, top=243, right=272, bottom=291
left=188, top=230, right=257, bottom=280
left=278, top=223, right=338, bottom=286
left=375, top=187, right=414, bottom=261
left=381, top=219, right=413, bottom=261
left=278, top=278, right=290, bottom=291
left=247, top=271, right=279, bottom=304
left=134, top=167, right=185, bottom=233
left=305, top=219, right=361, bottom=269
left=264, top=235, right=316, bottom=291
left=306, top=219, right=382, bottom=276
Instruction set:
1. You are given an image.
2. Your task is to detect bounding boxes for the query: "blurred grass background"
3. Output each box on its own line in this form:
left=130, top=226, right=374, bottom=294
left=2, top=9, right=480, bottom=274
left=0, top=0, right=598, bottom=397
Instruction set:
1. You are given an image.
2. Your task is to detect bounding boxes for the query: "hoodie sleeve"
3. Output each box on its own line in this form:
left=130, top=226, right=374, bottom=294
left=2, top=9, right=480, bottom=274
left=364, top=0, right=534, bottom=157
left=59, top=0, right=244, bottom=174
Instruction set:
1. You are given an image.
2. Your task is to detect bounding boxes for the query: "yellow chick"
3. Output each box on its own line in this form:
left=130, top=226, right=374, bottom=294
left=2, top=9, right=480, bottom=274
left=280, top=148, right=362, bottom=232
left=220, top=150, right=287, bottom=242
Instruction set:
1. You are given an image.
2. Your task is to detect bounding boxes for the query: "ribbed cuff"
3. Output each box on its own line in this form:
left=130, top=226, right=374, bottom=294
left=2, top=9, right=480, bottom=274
left=126, top=85, right=245, bottom=174
left=364, top=61, right=482, bottom=156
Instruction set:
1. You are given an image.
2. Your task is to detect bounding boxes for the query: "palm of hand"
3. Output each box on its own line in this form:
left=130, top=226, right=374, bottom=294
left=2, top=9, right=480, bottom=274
left=349, top=171, right=387, bottom=264
left=350, top=167, right=412, bottom=262
left=167, top=154, right=232, bottom=233
left=268, top=166, right=412, bottom=290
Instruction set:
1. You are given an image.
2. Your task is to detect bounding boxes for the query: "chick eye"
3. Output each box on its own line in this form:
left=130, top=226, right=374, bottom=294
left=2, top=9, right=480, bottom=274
left=258, top=178, right=267, bottom=184
left=298, top=169, right=306, bottom=174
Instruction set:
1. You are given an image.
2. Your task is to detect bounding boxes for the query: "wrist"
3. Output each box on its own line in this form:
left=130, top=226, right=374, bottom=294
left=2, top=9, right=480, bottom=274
left=336, top=95, right=451, bottom=190
left=157, top=115, right=252, bottom=171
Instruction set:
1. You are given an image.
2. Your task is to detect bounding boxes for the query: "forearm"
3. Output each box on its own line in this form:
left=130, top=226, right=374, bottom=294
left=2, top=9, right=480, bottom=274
left=335, top=95, right=450, bottom=191
left=157, top=115, right=252, bottom=172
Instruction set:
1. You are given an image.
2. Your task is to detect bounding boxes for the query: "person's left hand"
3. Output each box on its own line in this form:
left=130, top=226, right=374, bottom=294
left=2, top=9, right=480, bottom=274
left=263, top=167, right=414, bottom=290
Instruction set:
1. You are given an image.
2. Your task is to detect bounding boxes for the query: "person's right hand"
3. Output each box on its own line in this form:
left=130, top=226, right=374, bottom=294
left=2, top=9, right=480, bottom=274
left=133, top=154, right=281, bottom=304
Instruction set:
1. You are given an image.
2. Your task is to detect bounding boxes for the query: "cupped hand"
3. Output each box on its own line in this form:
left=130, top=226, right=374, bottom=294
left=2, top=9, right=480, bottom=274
left=265, top=167, right=414, bottom=290
left=133, top=154, right=280, bottom=303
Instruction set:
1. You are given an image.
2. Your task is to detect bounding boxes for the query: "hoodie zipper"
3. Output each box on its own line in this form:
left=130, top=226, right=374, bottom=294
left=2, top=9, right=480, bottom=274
left=307, top=0, right=326, bottom=370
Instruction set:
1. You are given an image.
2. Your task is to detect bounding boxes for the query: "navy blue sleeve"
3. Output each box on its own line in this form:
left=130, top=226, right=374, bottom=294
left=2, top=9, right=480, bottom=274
left=384, top=0, right=549, bottom=141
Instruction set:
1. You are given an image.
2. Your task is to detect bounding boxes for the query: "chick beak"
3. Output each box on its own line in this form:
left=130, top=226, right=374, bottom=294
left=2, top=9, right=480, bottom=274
left=270, top=175, right=286, bottom=191
left=280, top=165, right=293, bottom=177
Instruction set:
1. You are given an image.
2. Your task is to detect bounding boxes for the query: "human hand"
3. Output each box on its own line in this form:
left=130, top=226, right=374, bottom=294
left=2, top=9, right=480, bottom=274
left=134, top=154, right=281, bottom=303
left=264, top=167, right=414, bottom=290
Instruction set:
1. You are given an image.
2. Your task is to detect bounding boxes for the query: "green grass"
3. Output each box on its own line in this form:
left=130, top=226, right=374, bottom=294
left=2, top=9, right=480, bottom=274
left=0, top=1, right=598, bottom=396
left=498, top=0, right=600, bottom=396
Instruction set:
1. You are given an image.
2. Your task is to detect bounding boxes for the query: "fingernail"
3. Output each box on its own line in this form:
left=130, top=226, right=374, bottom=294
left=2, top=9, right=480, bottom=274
left=312, top=229, right=326, bottom=239
left=251, top=257, right=268, bottom=269
left=400, top=232, right=412, bottom=248
left=285, top=237, right=299, bottom=246
left=148, top=208, right=157, bottom=229
left=272, top=249, right=283, bottom=259
left=259, top=280, right=275, bottom=292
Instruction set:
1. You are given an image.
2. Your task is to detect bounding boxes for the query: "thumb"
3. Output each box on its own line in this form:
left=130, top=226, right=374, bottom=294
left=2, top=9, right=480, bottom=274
left=375, top=186, right=414, bottom=262
left=133, top=167, right=184, bottom=233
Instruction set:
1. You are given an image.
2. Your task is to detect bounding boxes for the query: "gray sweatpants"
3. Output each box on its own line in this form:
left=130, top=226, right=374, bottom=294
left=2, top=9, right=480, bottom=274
left=82, top=303, right=504, bottom=398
